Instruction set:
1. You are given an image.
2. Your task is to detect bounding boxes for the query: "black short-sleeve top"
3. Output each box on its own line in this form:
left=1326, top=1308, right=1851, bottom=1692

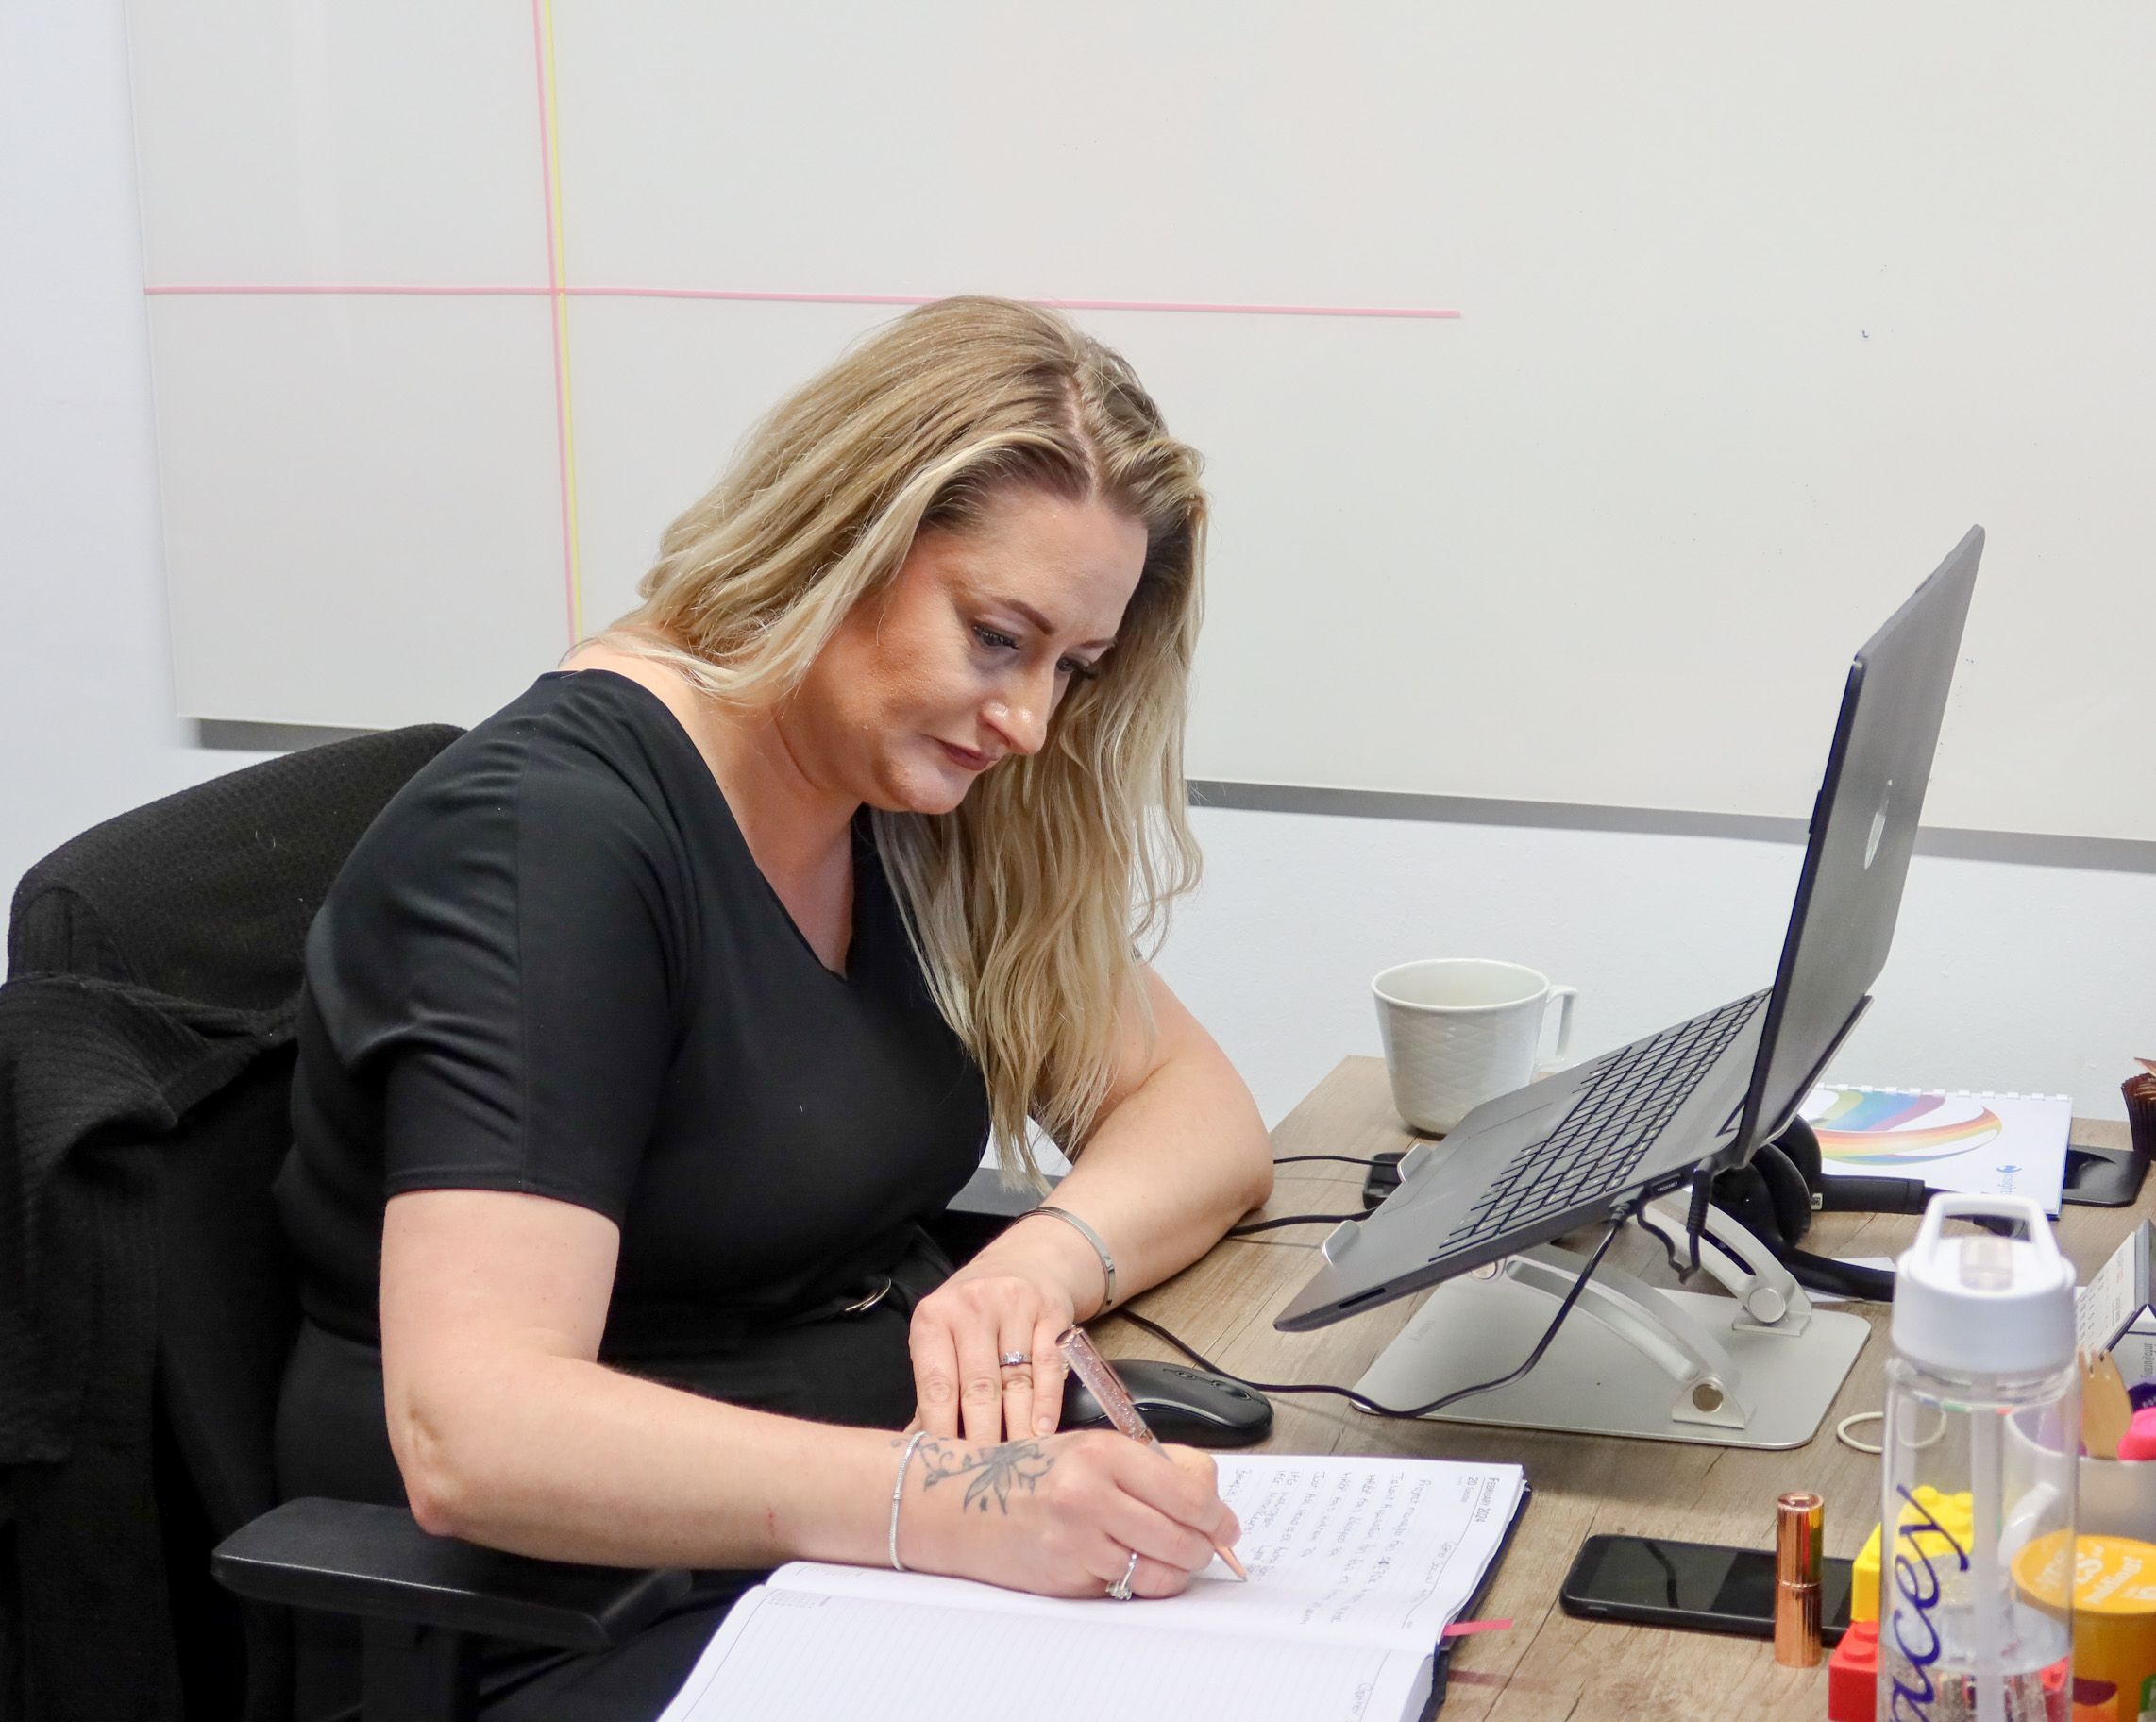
left=274, top=669, right=992, bottom=1364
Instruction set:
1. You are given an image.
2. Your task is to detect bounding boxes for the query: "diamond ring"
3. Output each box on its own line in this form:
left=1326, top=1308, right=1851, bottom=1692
left=1106, top=1549, right=1139, bottom=1601
left=999, top=1351, right=1032, bottom=1369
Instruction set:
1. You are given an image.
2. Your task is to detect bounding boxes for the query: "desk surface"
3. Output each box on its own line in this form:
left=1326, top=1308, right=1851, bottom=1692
left=1097, top=1056, right=2137, bottom=1721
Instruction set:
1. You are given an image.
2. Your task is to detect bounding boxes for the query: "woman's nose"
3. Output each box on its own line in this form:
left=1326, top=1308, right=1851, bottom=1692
left=983, top=676, right=1053, bottom=757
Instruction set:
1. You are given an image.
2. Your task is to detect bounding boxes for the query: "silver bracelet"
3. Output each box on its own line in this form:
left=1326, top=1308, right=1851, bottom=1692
left=1028, top=1205, right=1118, bottom=1313
left=888, top=1429, right=927, bottom=1572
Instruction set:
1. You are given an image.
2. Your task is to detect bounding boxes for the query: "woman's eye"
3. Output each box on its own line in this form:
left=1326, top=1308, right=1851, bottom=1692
left=972, top=624, right=1099, bottom=681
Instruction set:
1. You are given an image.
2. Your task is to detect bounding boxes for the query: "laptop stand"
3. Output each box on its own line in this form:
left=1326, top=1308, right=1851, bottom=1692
left=1350, top=1198, right=1869, bottom=1449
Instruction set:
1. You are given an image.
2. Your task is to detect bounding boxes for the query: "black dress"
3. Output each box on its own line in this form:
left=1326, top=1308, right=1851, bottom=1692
left=271, top=668, right=991, bottom=1719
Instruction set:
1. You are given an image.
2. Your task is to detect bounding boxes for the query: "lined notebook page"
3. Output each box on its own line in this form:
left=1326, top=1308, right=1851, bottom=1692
left=654, top=1587, right=1430, bottom=1722
left=785, top=1455, right=1525, bottom=1653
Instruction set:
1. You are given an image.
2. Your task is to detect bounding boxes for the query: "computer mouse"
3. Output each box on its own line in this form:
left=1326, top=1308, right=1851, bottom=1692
left=1059, top=1358, right=1273, bottom=1448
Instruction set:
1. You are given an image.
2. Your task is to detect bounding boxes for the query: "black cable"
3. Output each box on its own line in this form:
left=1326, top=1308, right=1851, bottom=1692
left=1226, top=1211, right=1364, bottom=1237
left=1119, top=1213, right=1629, bottom=1419
left=1632, top=1206, right=1689, bottom=1278
left=1271, top=1154, right=1385, bottom=1169
left=1681, top=1169, right=1714, bottom=1279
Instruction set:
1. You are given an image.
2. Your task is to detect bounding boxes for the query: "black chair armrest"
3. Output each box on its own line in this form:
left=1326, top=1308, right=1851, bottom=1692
left=212, top=1498, right=692, bottom=1652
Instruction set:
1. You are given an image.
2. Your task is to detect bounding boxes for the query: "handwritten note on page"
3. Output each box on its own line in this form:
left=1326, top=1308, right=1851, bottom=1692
left=782, top=1454, right=1526, bottom=1652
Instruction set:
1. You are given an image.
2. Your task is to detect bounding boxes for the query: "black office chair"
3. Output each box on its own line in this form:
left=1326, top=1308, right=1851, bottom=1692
left=0, top=729, right=685, bottom=1722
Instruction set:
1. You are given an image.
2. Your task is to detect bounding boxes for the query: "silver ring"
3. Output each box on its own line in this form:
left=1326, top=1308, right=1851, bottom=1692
left=999, top=1351, right=1032, bottom=1369
left=1106, top=1549, right=1139, bottom=1602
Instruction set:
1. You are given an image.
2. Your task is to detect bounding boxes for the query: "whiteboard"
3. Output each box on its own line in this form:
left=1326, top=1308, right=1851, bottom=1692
left=125, top=2, right=2156, bottom=839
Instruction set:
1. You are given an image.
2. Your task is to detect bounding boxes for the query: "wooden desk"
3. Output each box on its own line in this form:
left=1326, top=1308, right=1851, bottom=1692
left=1098, top=1056, right=2137, bottom=1720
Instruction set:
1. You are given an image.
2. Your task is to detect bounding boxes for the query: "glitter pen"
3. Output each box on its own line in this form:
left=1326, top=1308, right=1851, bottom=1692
left=1056, top=1325, right=1250, bottom=1582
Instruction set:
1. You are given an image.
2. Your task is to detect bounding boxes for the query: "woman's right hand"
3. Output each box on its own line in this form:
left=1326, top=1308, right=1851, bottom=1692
left=898, top=1429, right=1239, bottom=1600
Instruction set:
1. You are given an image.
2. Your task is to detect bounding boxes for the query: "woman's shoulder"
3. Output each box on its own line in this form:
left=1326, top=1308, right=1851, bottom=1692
left=549, top=639, right=705, bottom=731
left=337, top=667, right=713, bottom=893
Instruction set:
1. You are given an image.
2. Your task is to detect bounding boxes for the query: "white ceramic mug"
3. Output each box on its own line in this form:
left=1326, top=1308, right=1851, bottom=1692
left=1372, top=958, right=1579, bottom=1136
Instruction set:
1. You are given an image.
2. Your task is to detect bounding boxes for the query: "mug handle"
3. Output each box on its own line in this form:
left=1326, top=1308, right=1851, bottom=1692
left=1537, top=985, right=1579, bottom=1073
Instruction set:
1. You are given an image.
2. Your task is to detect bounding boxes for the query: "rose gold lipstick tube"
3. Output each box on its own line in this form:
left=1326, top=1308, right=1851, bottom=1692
left=1774, top=1492, right=1825, bottom=1667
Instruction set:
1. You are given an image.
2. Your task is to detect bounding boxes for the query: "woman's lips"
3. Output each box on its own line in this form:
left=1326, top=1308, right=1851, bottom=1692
left=938, top=739, right=994, bottom=771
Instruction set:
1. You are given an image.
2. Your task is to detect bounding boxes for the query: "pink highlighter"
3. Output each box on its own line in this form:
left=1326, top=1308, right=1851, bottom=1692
left=2118, top=1408, right=2156, bottom=1462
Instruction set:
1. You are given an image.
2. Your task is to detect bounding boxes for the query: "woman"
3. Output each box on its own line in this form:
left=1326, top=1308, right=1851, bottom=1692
left=273, top=295, right=1277, bottom=1717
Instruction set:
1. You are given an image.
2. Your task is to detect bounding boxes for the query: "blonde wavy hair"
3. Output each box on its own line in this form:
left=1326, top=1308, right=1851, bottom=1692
left=604, top=296, right=1206, bottom=1185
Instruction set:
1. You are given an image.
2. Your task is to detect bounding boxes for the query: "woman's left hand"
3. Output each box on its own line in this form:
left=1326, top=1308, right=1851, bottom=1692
left=908, top=1254, right=1078, bottom=1443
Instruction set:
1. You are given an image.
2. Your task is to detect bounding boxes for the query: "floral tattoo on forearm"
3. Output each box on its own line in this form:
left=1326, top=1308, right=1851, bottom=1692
left=905, top=1437, right=1056, bottom=1515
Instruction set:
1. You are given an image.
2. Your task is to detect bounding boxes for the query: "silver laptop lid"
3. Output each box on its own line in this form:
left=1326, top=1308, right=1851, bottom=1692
left=1726, top=524, right=1983, bottom=1159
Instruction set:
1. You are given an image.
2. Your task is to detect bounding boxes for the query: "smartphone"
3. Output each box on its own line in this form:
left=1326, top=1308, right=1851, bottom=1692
left=1559, top=1533, right=1854, bottom=1644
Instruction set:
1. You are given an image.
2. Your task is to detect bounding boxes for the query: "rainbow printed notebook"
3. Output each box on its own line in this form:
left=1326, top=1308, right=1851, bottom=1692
left=1799, top=1085, right=2072, bottom=1216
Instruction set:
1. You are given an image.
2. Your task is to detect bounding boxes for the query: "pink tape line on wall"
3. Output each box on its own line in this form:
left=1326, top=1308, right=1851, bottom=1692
left=143, top=282, right=1462, bottom=320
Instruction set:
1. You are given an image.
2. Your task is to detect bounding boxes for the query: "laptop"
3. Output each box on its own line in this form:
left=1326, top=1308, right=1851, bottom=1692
left=1275, top=526, right=1983, bottom=1333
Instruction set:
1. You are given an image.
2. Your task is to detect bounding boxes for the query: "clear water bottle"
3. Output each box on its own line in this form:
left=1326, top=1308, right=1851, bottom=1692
left=1878, top=1194, right=2079, bottom=1722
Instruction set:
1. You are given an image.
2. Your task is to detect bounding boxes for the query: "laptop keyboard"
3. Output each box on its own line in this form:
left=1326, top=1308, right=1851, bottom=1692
left=1433, top=989, right=1771, bottom=1258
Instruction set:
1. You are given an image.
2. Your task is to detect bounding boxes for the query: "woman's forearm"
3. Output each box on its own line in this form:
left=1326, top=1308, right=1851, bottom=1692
left=397, top=1352, right=904, bottom=1570
left=396, top=1349, right=1240, bottom=1599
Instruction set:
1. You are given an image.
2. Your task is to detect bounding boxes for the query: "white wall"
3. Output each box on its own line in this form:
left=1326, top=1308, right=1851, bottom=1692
left=1156, top=803, right=2150, bottom=1127
left=1, top=0, right=276, bottom=912
left=6, top=1, right=2147, bottom=1125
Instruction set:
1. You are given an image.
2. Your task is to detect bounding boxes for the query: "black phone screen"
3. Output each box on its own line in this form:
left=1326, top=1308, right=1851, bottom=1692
left=1559, top=1534, right=1854, bottom=1643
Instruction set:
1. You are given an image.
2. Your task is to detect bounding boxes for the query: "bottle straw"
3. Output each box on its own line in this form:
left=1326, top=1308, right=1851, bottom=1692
left=1971, top=1407, right=2004, bottom=1722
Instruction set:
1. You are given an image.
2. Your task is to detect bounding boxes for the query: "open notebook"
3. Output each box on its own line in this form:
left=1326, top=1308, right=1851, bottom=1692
left=656, top=1454, right=1527, bottom=1722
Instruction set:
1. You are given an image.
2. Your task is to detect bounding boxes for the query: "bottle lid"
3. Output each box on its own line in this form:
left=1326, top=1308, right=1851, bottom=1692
left=1892, top=1194, right=2074, bottom=1376
left=2013, top=1532, right=2156, bottom=1616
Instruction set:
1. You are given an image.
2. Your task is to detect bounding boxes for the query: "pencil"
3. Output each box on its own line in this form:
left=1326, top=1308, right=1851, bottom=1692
left=1055, top=1325, right=1250, bottom=1582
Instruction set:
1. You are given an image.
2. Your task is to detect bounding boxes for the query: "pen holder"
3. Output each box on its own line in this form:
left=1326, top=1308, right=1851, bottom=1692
left=2080, top=1455, right=2156, bottom=1545
left=2126, top=1063, right=2156, bottom=1160
left=2008, top=1410, right=2156, bottom=1542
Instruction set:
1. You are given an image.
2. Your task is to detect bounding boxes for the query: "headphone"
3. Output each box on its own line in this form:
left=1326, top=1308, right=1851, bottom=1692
left=1705, top=1117, right=1922, bottom=1303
